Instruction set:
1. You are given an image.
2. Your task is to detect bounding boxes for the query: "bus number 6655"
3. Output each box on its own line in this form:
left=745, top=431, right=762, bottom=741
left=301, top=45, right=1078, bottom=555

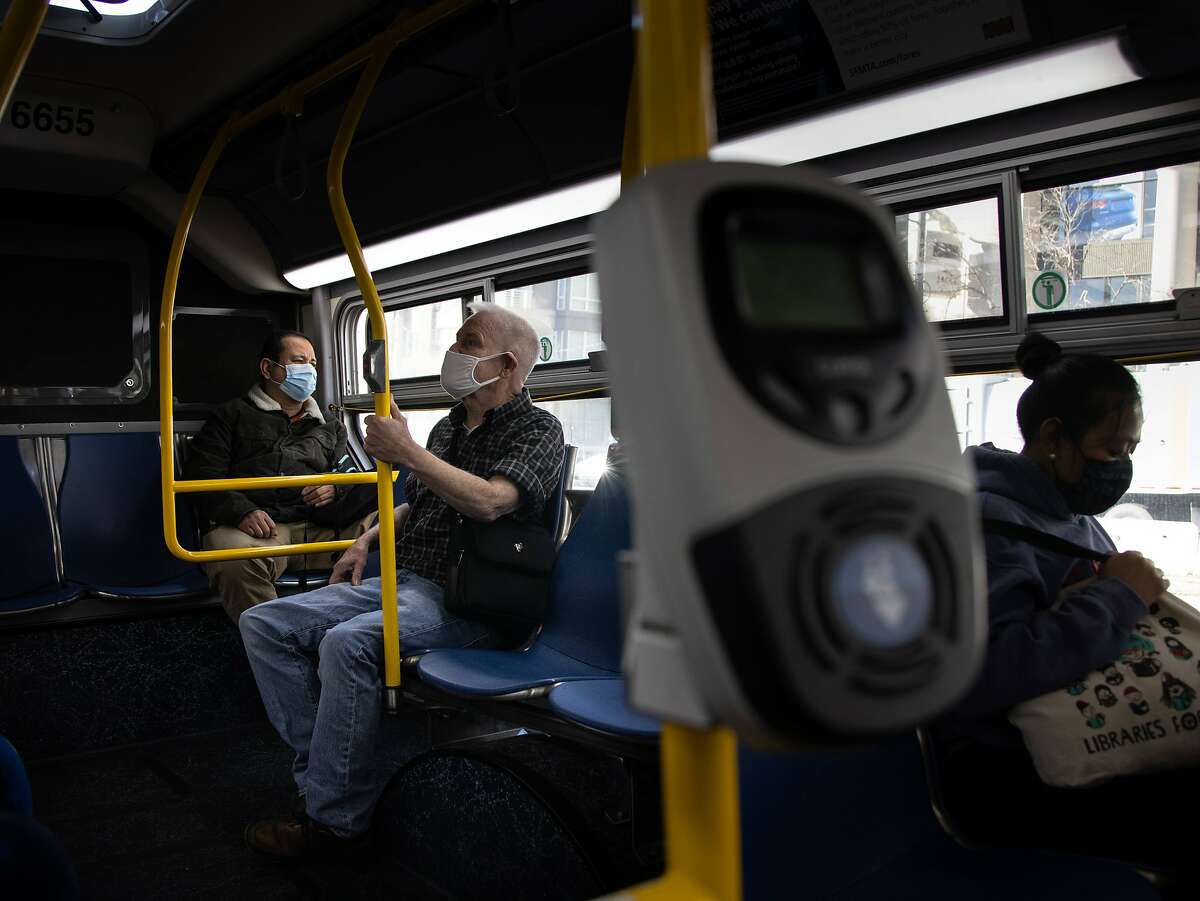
left=8, top=101, right=96, bottom=137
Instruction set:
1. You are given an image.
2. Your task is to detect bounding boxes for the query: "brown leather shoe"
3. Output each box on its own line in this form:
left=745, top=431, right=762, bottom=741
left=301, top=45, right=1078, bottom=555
left=244, top=813, right=367, bottom=860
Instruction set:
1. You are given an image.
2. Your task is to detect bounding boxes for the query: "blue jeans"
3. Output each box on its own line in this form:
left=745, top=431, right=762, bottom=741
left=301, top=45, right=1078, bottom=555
left=239, top=570, right=496, bottom=836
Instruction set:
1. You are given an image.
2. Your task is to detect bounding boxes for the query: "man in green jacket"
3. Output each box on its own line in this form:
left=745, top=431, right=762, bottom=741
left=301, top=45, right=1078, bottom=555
left=184, top=330, right=372, bottom=622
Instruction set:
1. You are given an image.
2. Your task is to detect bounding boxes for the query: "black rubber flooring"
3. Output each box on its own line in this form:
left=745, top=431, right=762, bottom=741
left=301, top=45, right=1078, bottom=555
left=25, top=720, right=450, bottom=901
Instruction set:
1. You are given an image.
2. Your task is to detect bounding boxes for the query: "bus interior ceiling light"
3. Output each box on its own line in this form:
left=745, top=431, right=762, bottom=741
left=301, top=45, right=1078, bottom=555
left=282, top=35, right=1138, bottom=291
left=49, top=0, right=164, bottom=15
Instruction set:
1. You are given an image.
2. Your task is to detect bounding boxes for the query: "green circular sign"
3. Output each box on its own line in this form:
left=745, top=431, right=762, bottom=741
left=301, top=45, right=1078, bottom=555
left=1031, top=271, right=1068, bottom=310
left=538, top=336, right=553, bottom=362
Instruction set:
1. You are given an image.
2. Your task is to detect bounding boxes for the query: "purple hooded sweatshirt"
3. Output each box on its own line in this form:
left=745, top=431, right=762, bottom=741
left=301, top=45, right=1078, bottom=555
left=946, top=443, right=1145, bottom=746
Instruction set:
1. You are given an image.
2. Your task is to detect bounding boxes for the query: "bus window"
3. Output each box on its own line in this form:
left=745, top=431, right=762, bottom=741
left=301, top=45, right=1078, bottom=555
left=894, top=197, right=1003, bottom=324
left=355, top=408, right=445, bottom=461
left=359, top=400, right=611, bottom=491
left=946, top=361, right=1200, bottom=609
left=537, top=397, right=614, bottom=489
left=1022, top=162, right=1199, bottom=313
left=494, top=274, right=604, bottom=364
left=350, top=296, right=467, bottom=393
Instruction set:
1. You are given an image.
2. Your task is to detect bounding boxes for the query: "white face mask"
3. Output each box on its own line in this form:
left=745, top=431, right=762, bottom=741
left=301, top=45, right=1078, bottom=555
left=440, top=349, right=510, bottom=400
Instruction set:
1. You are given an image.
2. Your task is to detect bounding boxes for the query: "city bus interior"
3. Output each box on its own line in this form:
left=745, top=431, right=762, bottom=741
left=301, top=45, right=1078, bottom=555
left=1, top=0, right=1199, bottom=898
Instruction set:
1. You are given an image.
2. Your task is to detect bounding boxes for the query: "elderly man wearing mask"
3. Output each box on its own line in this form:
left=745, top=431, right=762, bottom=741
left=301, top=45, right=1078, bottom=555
left=237, top=303, right=564, bottom=859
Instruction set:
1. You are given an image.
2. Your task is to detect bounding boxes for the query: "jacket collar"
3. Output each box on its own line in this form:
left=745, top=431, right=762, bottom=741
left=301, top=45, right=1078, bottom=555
left=247, top=383, right=324, bottom=422
left=968, top=442, right=1075, bottom=520
left=447, top=389, right=534, bottom=431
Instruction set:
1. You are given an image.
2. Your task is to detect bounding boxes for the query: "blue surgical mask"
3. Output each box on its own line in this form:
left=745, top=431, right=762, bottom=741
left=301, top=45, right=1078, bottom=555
left=268, top=360, right=318, bottom=402
left=1057, top=457, right=1133, bottom=516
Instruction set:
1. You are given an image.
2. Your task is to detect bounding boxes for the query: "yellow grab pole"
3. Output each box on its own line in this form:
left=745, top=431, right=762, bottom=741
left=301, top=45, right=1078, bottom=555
left=156, top=120, right=360, bottom=566
left=616, top=3, right=742, bottom=901
left=0, top=0, right=47, bottom=120
left=157, top=0, right=473, bottom=569
left=326, top=41, right=402, bottom=708
left=634, top=0, right=714, bottom=172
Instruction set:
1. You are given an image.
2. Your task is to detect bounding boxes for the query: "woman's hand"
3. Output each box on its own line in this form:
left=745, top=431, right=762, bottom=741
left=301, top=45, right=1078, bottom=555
left=1102, top=551, right=1168, bottom=606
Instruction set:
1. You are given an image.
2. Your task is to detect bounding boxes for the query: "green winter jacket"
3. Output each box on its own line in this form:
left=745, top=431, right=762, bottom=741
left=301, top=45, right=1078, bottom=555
left=183, top=384, right=348, bottom=529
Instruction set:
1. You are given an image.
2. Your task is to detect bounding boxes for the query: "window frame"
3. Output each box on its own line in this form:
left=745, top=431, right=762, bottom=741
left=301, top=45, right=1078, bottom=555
left=328, top=115, right=1200, bottom=482
left=0, top=224, right=151, bottom=406
left=858, top=126, right=1200, bottom=371
left=333, top=239, right=609, bottom=472
left=883, top=177, right=1013, bottom=332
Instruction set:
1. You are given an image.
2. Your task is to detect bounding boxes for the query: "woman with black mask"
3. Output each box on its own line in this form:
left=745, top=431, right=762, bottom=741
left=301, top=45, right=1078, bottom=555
left=935, top=334, right=1189, bottom=884
left=956, top=332, right=1166, bottom=734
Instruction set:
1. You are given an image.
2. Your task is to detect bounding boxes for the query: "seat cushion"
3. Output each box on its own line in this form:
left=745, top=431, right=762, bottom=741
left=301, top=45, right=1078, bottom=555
left=92, top=570, right=211, bottom=599
left=417, top=644, right=617, bottom=697
left=0, top=584, right=84, bottom=616
left=547, top=679, right=660, bottom=738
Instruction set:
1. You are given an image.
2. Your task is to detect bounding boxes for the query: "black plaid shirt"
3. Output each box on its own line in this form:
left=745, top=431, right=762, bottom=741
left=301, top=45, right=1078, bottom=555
left=396, top=390, right=565, bottom=586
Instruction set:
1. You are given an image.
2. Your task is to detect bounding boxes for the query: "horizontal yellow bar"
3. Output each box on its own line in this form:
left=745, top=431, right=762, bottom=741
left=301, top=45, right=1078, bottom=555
left=173, top=471, right=398, bottom=494
left=173, top=539, right=357, bottom=564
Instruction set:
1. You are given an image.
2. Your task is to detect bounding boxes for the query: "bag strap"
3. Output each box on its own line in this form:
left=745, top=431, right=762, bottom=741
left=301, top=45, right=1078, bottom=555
left=981, top=518, right=1110, bottom=564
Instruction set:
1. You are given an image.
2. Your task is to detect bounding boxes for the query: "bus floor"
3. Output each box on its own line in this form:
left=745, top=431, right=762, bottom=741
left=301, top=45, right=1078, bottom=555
left=24, top=718, right=446, bottom=901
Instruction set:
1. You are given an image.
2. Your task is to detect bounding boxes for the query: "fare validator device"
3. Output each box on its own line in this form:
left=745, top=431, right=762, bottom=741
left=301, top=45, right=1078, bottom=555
left=597, top=161, right=986, bottom=746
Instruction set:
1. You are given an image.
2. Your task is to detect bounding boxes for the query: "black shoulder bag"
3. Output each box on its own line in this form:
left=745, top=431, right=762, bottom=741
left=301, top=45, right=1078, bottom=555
left=445, top=512, right=556, bottom=624
left=442, top=432, right=557, bottom=624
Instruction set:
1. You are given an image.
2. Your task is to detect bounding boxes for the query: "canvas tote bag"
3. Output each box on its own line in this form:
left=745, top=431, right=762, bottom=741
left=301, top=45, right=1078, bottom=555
left=988, top=519, right=1200, bottom=787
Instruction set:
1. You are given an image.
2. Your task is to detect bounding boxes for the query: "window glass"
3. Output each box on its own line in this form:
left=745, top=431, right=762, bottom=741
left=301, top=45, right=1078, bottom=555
left=355, top=408, right=448, bottom=459
left=495, top=274, right=604, bottom=364
left=1021, top=162, right=1200, bottom=313
left=358, top=399, right=612, bottom=491
left=946, top=361, right=1200, bottom=609
left=538, top=397, right=614, bottom=490
left=352, top=297, right=465, bottom=392
left=894, top=198, right=1003, bottom=323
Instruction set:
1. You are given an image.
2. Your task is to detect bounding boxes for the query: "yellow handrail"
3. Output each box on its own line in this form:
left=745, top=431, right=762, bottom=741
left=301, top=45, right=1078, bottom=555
left=326, top=39, right=402, bottom=704
left=157, top=0, right=475, bottom=567
left=0, top=0, right=47, bottom=121
left=615, top=3, right=743, bottom=901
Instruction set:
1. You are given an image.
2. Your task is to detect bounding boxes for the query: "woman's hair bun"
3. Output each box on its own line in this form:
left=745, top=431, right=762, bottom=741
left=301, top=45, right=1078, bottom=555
left=1015, top=332, right=1063, bottom=380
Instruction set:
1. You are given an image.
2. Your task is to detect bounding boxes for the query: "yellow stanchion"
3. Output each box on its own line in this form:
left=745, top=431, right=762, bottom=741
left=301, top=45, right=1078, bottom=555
left=157, top=0, right=475, bottom=569
left=608, top=3, right=743, bottom=900
left=0, top=0, right=48, bottom=120
left=326, top=40, right=403, bottom=707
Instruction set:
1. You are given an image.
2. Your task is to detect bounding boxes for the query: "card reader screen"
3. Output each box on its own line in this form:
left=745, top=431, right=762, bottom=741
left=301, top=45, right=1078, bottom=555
left=731, top=219, right=874, bottom=331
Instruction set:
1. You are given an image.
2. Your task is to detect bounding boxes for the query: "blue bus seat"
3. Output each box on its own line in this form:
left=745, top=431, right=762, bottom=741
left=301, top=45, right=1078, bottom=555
left=0, top=735, right=79, bottom=899
left=0, top=437, right=83, bottom=614
left=547, top=444, right=577, bottom=546
left=58, top=433, right=208, bottom=598
left=0, top=736, right=32, bottom=818
left=417, top=464, right=629, bottom=696
left=739, top=735, right=1159, bottom=901
left=546, top=679, right=659, bottom=739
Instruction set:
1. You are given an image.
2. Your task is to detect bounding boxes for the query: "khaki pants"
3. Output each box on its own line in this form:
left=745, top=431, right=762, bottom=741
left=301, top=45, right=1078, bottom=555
left=203, top=513, right=376, bottom=622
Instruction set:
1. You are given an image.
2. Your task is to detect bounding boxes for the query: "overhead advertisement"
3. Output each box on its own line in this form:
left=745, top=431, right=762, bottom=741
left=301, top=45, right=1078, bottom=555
left=806, top=0, right=1031, bottom=89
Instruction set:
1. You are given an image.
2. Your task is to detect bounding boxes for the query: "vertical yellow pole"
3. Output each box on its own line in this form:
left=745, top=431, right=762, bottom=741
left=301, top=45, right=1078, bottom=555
left=619, top=2, right=742, bottom=900
left=634, top=0, right=714, bottom=170
left=327, top=42, right=402, bottom=709
left=159, top=121, right=237, bottom=561
left=0, top=0, right=47, bottom=120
